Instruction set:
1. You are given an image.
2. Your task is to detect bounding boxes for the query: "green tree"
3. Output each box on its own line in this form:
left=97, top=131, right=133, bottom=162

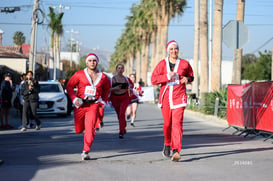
left=13, top=31, right=25, bottom=46
left=241, top=53, right=257, bottom=79
left=242, top=51, right=272, bottom=81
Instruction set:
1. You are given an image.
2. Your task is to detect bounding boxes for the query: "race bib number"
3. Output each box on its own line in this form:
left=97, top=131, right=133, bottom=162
left=84, top=86, right=96, bottom=97
left=167, top=74, right=180, bottom=86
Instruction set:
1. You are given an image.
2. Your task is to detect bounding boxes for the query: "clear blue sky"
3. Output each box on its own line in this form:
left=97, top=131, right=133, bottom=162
left=0, top=0, right=272, bottom=60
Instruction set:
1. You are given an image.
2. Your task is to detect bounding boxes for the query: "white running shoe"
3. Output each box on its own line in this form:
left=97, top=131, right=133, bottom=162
left=81, top=152, right=90, bottom=160
left=35, top=125, right=41, bottom=130
left=20, top=127, right=27, bottom=132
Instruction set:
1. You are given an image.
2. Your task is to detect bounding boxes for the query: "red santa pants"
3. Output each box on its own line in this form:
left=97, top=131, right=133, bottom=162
left=74, top=103, right=99, bottom=153
left=161, top=92, right=185, bottom=152
left=95, top=106, right=104, bottom=129
left=110, top=93, right=129, bottom=134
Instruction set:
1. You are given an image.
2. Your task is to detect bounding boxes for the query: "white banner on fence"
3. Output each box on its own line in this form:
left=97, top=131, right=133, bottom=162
left=139, top=87, right=155, bottom=102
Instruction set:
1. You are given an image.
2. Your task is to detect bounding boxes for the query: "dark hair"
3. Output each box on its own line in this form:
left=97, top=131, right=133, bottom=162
left=115, top=63, right=124, bottom=70
left=4, top=73, right=12, bottom=79
left=26, top=70, right=33, bottom=76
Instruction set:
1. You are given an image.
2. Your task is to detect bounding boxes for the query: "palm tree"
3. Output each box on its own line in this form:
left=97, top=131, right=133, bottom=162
left=55, top=13, right=64, bottom=79
left=109, top=0, right=187, bottom=86
left=199, top=0, right=209, bottom=96
left=211, top=0, right=224, bottom=91
left=232, top=0, right=245, bottom=84
left=48, top=7, right=64, bottom=80
left=13, top=31, right=26, bottom=46
left=154, top=0, right=186, bottom=64
left=192, top=0, right=200, bottom=97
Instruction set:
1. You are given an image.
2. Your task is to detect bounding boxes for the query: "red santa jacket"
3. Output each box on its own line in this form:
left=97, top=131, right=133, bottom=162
left=66, top=68, right=111, bottom=107
left=151, top=58, right=194, bottom=109
left=131, top=82, right=143, bottom=101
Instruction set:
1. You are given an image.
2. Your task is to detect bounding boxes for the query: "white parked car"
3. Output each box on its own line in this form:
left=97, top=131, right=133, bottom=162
left=37, top=81, right=68, bottom=116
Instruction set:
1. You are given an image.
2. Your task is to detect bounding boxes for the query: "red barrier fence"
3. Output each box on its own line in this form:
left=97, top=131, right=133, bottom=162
left=227, top=81, right=273, bottom=133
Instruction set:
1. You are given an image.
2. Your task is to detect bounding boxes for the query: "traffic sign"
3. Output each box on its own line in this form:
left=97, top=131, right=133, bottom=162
left=223, top=20, right=248, bottom=49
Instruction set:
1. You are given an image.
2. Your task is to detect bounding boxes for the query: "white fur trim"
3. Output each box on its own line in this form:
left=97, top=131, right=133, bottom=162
left=86, top=55, right=98, bottom=63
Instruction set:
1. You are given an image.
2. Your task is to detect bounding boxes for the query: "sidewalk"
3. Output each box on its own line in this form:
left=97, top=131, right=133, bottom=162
left=0, top=107, right=21, bottom=131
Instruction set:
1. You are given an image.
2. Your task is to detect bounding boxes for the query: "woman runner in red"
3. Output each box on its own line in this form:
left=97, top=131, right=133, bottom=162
left=109, top=64, right=134, bottom=139
left=151, top=40, right=194, bottom=162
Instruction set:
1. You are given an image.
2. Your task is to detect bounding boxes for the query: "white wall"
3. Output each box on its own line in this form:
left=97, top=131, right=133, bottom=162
left=0, top=58, right=27, bottom=73
left=60, top=52, right=80, bottom=65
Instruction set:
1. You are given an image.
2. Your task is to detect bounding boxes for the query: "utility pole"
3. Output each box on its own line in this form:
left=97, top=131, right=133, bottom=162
left=208, top=0, right=213, bottom=91
left=29, top=0, right=39, bottom=77
left=66, top=29, right=79, bottom=68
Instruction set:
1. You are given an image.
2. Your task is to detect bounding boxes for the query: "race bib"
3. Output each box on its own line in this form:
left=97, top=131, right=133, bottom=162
left=84, top=86, right=96, bottom=97
left=167, top=74, right=180, bottom=86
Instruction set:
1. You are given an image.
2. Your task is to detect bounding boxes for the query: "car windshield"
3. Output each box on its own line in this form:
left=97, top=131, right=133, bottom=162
left=40, top=84, right=62, bottom=93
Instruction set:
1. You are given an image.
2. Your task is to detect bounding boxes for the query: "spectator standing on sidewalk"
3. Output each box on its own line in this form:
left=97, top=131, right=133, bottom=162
left=0, top=73, right=13, bottom=129
left=151, top=40, right=194, bottom=162
left=66, top=53, right=111, bottom=160
left=20, top=71, right=41, bottom=131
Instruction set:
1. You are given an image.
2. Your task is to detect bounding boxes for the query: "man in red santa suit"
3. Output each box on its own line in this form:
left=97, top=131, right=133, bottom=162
left=66, top=53, right=110, bottom=160
left=151, top=40, right=194, bottom=162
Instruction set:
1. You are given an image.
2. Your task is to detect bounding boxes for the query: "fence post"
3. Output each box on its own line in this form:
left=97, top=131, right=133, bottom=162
left=214, top=97, right=219, bottom=116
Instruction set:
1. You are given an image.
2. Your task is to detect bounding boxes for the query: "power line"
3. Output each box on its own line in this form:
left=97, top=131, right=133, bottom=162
left=2, top=22, right=273, bottom=27
left=251, top=37, right=273, bottom=54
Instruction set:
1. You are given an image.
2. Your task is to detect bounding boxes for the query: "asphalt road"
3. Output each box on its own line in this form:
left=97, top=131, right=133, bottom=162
left=0, top=103, right=273, bottom=181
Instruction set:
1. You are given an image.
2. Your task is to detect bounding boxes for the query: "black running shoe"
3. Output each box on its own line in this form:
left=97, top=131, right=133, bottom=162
left=119, top=133, right=124, bottom=139
left=130, top=122, right=135, bottom=127
left=162, top=145, right=171, bottom=158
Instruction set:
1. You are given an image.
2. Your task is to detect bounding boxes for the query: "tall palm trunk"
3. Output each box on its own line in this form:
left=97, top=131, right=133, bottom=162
left=211, top=0, right=224, bottom=91
left=232, top=0, right=245, bottom=84
left=200, top=0, right=209, bottom=96
left=56, top=34, right=61, bottom=79
left=150, top=30, right=157, bottom=71
left=124, top=60, right=129, bottom=76
left=49, top=32, right=55, bottom=80
left=53, top=37, right=57, bottom=80
left=141, top=37, right=150, bottom=86
left=155, top=18, right=162, bottom=65
left=136, top=50, right=141, bottom=83
left=192, top=0, right=200, bottom=97
left=160, top=16, right=169, bottom=59
left=128, top=54, right=134, bottom=74
left=140, top=41, right=147, bottom=85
